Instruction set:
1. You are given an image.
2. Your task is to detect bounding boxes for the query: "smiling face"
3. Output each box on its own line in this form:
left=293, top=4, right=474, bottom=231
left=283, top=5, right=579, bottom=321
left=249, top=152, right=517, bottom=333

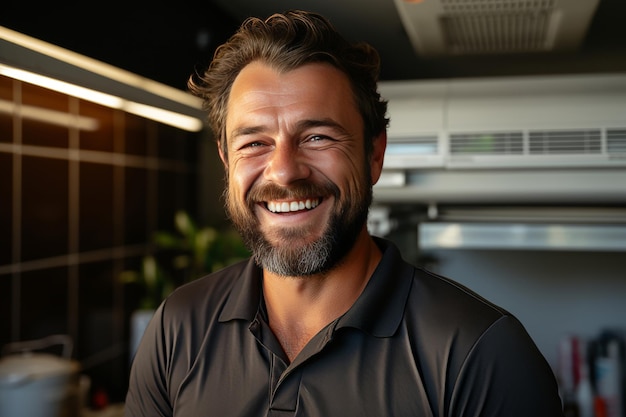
left=222, top=61, right=385, bottom=277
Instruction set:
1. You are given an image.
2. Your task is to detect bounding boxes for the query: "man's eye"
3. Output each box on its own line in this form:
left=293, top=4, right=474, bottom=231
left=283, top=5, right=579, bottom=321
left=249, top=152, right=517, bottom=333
left=308, top=135, right=330, bottom=142
left=235, top=141, right=268, bottom=155
left=241, top=141, right=264, bottom=149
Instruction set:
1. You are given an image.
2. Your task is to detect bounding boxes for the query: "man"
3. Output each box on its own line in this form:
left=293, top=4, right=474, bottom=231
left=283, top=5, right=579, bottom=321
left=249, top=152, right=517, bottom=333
left=125, top=10, right=564, bottom=416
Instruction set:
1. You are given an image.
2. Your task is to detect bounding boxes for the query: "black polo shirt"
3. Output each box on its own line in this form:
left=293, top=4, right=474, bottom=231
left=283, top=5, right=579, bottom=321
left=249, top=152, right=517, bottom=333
left=125, top=238, right=564, bottom=416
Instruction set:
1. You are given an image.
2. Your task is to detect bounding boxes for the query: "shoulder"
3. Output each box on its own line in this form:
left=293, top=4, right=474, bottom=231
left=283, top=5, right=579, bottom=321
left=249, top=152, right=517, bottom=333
left=408, top=267, right=511, bottom=330
left=369, top=237, right=511, bottom=338
left=160, top=259, right=253, bottom=323
left=403, top=268, right=562, bottom=414
left=170, top=259, right=251, bottom=298
left=403, top=267, right=518, bottom=376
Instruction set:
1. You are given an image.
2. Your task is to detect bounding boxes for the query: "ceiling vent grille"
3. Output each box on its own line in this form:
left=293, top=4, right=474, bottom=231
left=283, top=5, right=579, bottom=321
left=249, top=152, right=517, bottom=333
left=450, top=131, right=524, bottom=155
left=529, top=129, right=601, bottom=154
left=388, top=128, right=626, bottom=169
left=607, top=129, right=626, bottom=153
left=394, top=0, right=601, bottom=56
left=440, top=0, right=556, bottom=53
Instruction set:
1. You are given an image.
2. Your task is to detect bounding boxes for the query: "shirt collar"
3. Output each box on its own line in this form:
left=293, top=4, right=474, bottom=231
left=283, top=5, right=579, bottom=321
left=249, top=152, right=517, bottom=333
left=335, top=237, right=414, bottom=337
left=218, top=258, right=263, bottom=322
left=218, top=237, right=414, bottom=338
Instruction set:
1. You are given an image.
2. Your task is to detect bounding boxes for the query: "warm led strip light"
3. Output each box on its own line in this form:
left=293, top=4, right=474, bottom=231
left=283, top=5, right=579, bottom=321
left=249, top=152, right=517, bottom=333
left=0, top=98, right=99, bottom=131
left=0, top=63, right=204, bottom=132
left=0, top=25, right=200, bottom=109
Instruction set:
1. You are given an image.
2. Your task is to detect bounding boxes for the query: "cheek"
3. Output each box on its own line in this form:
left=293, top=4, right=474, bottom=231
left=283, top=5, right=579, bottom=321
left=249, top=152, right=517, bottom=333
left=322, top=150, right=368, bottom=195
left=228, top=157, right=266, bottom=201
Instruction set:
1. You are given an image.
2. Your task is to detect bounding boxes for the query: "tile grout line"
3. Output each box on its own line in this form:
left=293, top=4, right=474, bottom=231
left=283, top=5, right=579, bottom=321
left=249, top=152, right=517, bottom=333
left=0, top=245, right=149, bottom=276
left=68, top=97, right=81, bottom=350
left=0, top=143, right=191, bottom=173
left=112, top=109, right=126, bottom=355
left=10, top=79, right=22, bottom=342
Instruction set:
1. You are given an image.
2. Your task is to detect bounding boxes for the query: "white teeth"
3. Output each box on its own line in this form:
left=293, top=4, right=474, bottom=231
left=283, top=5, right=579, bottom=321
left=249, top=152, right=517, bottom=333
left=267, top=198, right=320, bottom=213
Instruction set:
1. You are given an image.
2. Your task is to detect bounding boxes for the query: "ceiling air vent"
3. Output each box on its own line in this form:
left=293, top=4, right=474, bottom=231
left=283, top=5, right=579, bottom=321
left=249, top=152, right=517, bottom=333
left=440, top=0, right=556, bottom=54
left=393, top=0, right=601, bottom=56
left=430, top=128, right=626, bottom=169
left=529, top=129, right=602, bottom=155
left=450, top=131, right=524, bottom=155
left=607, top=129, right=626, bottom=154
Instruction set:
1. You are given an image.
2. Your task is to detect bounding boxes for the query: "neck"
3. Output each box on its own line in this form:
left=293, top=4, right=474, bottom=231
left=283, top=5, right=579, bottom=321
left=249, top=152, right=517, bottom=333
left=262, top=228, right=382, bottom=361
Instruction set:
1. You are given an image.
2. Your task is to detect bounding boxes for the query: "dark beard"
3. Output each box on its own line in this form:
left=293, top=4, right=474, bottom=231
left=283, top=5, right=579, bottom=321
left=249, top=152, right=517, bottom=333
left=225, top=177, right=372, bottom=277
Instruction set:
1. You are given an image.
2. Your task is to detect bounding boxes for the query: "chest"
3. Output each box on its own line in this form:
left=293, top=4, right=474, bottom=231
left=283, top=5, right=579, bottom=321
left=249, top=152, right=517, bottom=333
left=171, top=324, right=433, bottom=417
left=271, top=323, right=321, bottom=363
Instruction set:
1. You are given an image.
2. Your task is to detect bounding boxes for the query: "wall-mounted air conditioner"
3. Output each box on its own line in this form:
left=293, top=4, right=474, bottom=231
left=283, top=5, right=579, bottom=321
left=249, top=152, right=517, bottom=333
left=380, top=73, right=626, bottom=170
left=374, top=73, right=626, bottom=205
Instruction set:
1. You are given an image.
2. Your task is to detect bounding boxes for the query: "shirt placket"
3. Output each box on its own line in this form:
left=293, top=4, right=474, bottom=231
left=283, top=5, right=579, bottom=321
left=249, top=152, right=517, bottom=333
left=249, top=316, right=299, bottom=415
left=268, top=361, right=301, bottom=416
left=250, top=314, right=337, bottom=416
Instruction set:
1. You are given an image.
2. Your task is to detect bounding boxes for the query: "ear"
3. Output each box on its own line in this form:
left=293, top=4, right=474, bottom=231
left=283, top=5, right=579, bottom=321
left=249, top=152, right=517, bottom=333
left=217, top=140, right=228, bottom=168
left=369, top=131, right=387, bottom=185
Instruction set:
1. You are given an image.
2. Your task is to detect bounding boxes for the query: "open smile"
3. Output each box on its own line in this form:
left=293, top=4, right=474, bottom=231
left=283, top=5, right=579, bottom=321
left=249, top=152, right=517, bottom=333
left=266, top=198, right=321, bottom=213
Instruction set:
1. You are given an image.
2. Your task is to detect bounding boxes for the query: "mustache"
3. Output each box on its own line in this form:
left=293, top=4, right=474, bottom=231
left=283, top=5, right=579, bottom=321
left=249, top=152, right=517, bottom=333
left=247, top=180, right=340, bottom=204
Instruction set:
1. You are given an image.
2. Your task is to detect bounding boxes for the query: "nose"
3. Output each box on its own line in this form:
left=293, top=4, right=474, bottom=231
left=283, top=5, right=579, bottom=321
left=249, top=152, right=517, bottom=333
left=264, top=143, right=311, bottom=186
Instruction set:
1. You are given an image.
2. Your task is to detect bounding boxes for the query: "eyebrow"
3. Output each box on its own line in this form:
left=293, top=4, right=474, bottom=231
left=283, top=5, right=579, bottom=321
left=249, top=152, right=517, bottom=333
left=298, top=118, right=350, bottom=135
left=230, top=125, right=265, bottom=139
left=229, top=118, right=350, bottom=141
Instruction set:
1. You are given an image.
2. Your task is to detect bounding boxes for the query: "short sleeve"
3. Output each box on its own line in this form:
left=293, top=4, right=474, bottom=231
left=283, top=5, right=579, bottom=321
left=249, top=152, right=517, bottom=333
left=449, top=315, right=564, bottom=417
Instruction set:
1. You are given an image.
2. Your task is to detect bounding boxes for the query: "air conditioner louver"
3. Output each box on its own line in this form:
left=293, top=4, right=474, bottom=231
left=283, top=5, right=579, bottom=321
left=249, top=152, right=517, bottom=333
left=388, top=128, right=626, bottom=166
left=607, top=129, right=626, bottom=153
left=406, top=128, right=625, bottom=168
left=450, top=132, right=524, bottom=155
left=529, top=129, right=601, bottom=154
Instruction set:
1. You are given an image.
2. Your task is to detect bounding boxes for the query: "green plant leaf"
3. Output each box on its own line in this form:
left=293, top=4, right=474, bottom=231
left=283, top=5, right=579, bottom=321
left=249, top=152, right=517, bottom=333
left=122, top=210, right=248, bottom=311
left=142, top=256, right=158, bottom=289
left=173, top=254, right=191, bottom=270
left=175, top=210, right=195, bottom=237
left=119, top=270, right=140, bottom=284
left=154, top=231, right=184, bottom=249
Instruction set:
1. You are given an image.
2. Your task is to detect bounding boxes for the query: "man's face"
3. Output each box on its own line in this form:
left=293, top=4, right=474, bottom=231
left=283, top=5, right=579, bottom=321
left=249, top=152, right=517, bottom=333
left=222, top=61, right=385, bottom=277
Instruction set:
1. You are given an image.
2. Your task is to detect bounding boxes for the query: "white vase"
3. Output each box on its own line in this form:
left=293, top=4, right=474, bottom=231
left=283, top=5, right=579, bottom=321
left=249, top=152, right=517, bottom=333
left=129, top=309, right=155, bottom=362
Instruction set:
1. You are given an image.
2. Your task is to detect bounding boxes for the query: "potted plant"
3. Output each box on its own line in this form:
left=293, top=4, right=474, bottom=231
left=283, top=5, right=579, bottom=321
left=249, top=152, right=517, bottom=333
left=122, top=210, right=248, bottom=357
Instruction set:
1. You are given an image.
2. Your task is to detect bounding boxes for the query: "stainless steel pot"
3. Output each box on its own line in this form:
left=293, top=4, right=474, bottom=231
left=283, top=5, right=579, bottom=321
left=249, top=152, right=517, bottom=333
left=0, top=335, right=80, bottom=417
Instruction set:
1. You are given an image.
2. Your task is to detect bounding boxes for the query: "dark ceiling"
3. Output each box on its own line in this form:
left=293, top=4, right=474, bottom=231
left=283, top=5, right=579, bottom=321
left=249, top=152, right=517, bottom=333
left=2, top=0, right=626, bottom=91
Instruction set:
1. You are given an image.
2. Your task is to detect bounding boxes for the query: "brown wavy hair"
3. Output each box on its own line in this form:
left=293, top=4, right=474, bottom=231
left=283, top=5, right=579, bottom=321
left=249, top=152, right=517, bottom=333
left=188, top=10, right=389, bottom=159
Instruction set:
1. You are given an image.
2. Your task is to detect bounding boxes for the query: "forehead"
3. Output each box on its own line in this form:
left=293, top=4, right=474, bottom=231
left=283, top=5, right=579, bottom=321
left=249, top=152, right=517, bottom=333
left=225, top=61, right=360, bottom=134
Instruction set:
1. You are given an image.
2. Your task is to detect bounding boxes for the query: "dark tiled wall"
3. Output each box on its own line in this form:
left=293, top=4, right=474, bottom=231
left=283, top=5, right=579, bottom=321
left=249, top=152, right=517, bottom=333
left=0, top=74, right=200, bottom=402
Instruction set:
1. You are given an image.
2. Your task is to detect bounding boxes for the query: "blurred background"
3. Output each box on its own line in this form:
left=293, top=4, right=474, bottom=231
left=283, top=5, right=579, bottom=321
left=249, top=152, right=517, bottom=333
left=1, top=0, right=625, bottom=415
